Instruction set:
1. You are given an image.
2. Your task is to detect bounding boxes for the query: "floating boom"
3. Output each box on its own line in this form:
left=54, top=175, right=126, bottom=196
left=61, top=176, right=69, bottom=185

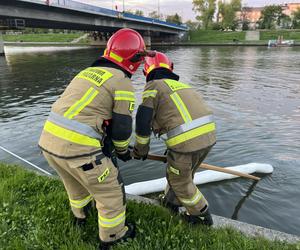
left=125, top=163, right=273, bottom=195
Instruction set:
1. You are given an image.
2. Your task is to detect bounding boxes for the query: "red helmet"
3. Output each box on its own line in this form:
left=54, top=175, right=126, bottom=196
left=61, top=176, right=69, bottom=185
left=143, top=51, right=173, bottom=76
left=103, top=28, right=146, bottom=74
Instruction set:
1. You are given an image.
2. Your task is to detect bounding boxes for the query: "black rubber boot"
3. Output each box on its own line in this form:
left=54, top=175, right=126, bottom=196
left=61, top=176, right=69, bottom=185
left=73, top=217, right=87, bottom=227
left=182, top=208, right=213, bottom=226
left=72, top=201, right=94, bottom=227
left=99, top=222, right=136, bottom=250
left=158, top=194, right=180, bottom=213
left=83, top=200, right=95, bottom=215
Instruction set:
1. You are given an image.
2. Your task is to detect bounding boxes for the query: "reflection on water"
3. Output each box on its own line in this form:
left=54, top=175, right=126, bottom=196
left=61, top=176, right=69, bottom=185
left=0, top=46, right=300, bottom=235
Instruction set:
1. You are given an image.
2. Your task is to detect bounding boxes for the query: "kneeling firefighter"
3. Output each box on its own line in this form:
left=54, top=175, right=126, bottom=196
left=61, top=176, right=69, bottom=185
left=133, top=52, right=216, bottom=225
left=39, top=28, right=150, bottom=249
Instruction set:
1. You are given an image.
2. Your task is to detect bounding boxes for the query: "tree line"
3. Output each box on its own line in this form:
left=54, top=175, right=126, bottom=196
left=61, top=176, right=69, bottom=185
left=124, top=9, right=183, bottom=25
left=191, top=0, right=300, bottom=30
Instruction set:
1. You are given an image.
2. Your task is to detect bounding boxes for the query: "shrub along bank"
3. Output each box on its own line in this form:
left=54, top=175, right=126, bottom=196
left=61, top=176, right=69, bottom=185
left=0, top=162, right=299, bottom=250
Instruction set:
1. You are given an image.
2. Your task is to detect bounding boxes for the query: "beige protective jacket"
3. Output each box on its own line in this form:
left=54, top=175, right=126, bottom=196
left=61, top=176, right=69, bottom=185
left=134, top=77, right=216, bottom=154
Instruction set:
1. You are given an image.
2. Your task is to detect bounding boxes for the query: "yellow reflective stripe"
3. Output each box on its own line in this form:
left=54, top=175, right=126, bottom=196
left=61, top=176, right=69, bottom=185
left=179, top=189, right=203, bottom=206
left=112, top=138, right=130, bottom=148
left=98, top=211, right=126, bottom=228
left=136, top=135, right=150, bottom=145
left=114, top=91, right=135, bottom=102
left=164, top=79, right=191, bottom=91
left=166, top=122, right=215, bottom=147
left=109, top=51, right=123, bottom=62
left=169, top=166, right=180, bottom=175
left=69, top=195, right=93, bottom=209
left=159, top=63, right=170, bottom=69
left=146, top=64, right=156, bottom=74
left=142, top=90, right=157, bottom=100
left=75, top=67, right=113, bottom=87
left=44, top=121, right=101, bottom=147
left=98, top=168, right=110, bottom=183
left=129, top=102, right=135, bottom=111
left=170, top=92, right=192, bottom=123
left=64, top=87, right=98, bottom=119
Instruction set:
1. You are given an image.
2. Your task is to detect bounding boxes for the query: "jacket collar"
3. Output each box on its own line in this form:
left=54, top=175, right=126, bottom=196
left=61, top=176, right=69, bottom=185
left=146, top=68, right=179, bottom=82
left=91, top=57, right=132, bottom=79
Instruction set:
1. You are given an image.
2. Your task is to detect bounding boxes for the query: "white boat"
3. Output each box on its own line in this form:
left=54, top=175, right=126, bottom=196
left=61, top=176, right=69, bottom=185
left=268, top=36, right=294, bottom=47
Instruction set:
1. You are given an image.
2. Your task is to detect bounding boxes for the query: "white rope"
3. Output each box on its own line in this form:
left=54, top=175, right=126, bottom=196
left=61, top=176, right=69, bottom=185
left=0, top=145, right=52, bottom=176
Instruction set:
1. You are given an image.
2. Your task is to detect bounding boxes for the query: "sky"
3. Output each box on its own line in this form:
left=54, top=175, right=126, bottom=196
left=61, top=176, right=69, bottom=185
left=76, top=0, right=300, bottom=21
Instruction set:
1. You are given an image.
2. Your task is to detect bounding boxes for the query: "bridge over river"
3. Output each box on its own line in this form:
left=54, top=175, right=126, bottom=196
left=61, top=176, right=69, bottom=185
left=0, top=0, right=188, bottom=55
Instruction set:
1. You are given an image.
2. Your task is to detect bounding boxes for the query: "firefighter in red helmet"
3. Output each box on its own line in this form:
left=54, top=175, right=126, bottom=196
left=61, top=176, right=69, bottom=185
left=133, top=52, right=216, bottom=226
left=39, top=28, right=149, bottom=249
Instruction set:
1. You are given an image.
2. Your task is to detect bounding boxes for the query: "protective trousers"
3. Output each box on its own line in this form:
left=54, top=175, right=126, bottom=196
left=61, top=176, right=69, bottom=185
left=164, top=146, right=212, bottom=215
left=43, top=151, right=127, bottom=242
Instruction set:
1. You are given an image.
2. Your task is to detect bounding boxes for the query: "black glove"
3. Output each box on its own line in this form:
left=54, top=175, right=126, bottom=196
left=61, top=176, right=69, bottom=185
left=116, top=149, right=132, bottom=162
left=132, top=147, right=147, bottom=161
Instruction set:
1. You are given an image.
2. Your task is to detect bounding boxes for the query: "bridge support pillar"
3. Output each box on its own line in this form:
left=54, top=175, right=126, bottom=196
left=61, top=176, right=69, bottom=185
left=89, top=31, right=108, bottom=47
left=0, top=32, right=5, bottom=56
left=143, top=31, right=151, bottom=48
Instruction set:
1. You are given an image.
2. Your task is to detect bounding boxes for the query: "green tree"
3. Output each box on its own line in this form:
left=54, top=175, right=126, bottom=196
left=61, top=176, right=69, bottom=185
left=148, top=11, right=163, bottom=19
left=185, top=20, right=201, bottom=30
left=241, top=20, right=250, bottom=30
left=193, top=0, right=216, bottom=29
left=124, top=9, right=134, bottom=14
left=258, top=5, right=283, bottom=29
left=280, top=14, right=292, bottom=29
left=292, top=8, right=300, bottom=28
left=135, top=10, right=144, bottom=16
left=218, top=0, right=241, bottom=30
left=166, top=13, right=182, bottom=24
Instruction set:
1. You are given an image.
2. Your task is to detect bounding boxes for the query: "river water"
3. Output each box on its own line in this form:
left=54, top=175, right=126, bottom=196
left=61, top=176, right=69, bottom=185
left=0, top=46, right=299, bottom=236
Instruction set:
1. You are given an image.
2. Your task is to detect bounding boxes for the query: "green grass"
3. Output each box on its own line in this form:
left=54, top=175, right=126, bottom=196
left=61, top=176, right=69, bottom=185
left=188, top=29, right=300, bottom=44
left=260, top=30, right=300, bottom=41
left=2, top=33, right=84, bottom=43
left=0, top=162, right=299, bottom=250
left=188, top=30, right=246, bottom=43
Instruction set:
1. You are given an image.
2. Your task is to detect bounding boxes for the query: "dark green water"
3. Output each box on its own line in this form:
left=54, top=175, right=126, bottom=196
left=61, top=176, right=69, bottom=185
left=0, top=46, right=299, bottom=235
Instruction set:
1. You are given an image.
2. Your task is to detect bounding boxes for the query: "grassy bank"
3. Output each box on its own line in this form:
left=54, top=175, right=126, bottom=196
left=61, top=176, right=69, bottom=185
left=188, top=29, right=300, bottom=44
left=188, top=30, right=246, bottom=43
left=0, top=163, right=299, bottom=250
left=2, top=33, right=85, bottom=43
left=260, top=30, right=300, bottom=41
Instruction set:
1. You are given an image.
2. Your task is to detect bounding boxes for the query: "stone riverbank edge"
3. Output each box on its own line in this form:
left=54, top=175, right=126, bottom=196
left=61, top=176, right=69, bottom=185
left=127, top=194, right=300, bottom=244
left=4, top=41, right=300, bottom=47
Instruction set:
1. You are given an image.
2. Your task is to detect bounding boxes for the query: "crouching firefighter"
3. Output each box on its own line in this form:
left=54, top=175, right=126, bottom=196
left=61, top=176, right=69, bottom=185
left=133, top=52, right=216, bottom=226
left=39, top=28, right=149, bottom=249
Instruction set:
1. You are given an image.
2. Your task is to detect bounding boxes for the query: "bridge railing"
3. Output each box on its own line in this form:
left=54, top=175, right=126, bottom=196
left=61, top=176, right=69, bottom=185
left=21, top=0, right=188, bottom=31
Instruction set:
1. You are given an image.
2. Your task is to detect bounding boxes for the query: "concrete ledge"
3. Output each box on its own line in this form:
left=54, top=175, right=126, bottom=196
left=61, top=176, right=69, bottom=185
left=126, top=194, right=300, bottom=244
left=152, top=42, right=300, bottom=47
left=4, top=41, right=93, bottom=47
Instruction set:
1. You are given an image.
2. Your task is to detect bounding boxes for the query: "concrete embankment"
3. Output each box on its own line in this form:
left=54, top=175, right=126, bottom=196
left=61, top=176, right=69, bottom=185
left=128, top=194, right=300, bottom=244
left=152, top=42, right=300, bottom=47
left=4, top=41, right=300, bottom=48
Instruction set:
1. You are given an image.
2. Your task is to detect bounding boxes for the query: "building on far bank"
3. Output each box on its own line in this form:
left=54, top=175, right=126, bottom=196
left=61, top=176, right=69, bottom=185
left=239, top=7, right=263, bottom=29
left=281, top=3, right=300, bottom=16
left=239, top=3, right=300, bottom=29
